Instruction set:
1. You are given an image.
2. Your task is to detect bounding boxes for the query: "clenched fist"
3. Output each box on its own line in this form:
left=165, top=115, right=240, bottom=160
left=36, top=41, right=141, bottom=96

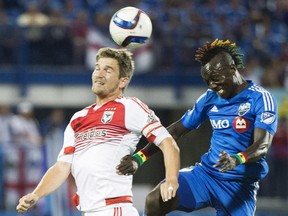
left=16, top=193, right=39, bottom=214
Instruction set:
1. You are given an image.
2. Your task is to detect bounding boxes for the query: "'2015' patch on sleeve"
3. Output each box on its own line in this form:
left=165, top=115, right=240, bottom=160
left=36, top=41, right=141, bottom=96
left=261, top=112, right=276, bottom=124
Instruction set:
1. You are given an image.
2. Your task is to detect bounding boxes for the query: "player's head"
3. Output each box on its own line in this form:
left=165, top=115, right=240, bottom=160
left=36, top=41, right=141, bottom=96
left=195, top=39, right=246, bottom=99
left=92, top=47, right=135, bottom=98
left=96, top=47, right=135, bottom=81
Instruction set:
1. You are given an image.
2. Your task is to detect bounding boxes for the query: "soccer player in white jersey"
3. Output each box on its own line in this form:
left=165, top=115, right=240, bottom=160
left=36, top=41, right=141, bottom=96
left=16, top=47, right=180, bottom=216
left=117, top=39, right=278, bottom=215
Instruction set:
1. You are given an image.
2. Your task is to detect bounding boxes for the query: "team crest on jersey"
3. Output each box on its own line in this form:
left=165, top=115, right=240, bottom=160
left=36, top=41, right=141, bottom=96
left=238, top=103, right=251, bottom=116
left=233, top=116, right=250, bottom=133
left=101, top=111, right=114, bottom=124
left=261, top=112, right=275, bottom=124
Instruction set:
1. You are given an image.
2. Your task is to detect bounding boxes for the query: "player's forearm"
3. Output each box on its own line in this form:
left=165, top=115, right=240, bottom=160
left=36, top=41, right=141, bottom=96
left=33, top=161, right=71, bottom=199
left=158, top=137, right=180, bottom=181
left=133, top=142, right=160, bottom=165
left=235, top=129, right=273, bottom=164
left=243, top=141, right=270, bottom=162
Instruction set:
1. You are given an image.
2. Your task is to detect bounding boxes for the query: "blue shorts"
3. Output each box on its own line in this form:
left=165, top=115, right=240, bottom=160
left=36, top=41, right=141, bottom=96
left=176, top=163, right=259, bottom=216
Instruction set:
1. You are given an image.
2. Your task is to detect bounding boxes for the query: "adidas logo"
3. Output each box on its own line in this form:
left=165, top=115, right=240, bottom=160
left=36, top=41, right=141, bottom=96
left=210, top=105, right=218, bottom=112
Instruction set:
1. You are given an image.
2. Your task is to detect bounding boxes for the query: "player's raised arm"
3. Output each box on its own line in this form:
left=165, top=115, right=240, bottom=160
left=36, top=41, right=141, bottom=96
left=116, top=119, right=190, bottom=175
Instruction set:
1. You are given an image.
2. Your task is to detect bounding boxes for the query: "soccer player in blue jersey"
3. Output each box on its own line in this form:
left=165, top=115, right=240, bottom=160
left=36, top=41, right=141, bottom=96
left=116, top=39, right=278, bottom=215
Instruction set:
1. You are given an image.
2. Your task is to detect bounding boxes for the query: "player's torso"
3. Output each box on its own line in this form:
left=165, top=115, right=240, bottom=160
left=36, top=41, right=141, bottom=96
left=200, top=85, right=275, bottom=181
left=69, top=100, right=140, bottom=210
left=208, top=96, right=255, bottom=152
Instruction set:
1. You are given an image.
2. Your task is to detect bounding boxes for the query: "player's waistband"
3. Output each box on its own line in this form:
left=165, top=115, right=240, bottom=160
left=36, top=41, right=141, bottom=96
left=105, top=196, right=133, bottom=205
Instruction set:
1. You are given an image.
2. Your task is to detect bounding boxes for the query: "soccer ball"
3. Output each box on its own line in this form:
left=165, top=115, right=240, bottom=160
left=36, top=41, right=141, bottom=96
left=109, top=6, right=152, bottom=49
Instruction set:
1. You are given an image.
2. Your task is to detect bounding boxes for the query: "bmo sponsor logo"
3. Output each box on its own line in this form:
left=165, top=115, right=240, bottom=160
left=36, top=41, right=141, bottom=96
left=233, top=116, right=250, bottom=133
left=210, top=119, right=229, bottom=129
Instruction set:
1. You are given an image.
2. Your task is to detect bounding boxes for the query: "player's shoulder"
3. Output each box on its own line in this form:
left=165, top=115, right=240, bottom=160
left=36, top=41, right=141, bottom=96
left=116, top=96, right=151, bottom=113
left=247, top=82, right=277, bottom=108
left=247, top=82, right=274, bottom=98
left=70, top=104, right=94, bottom=121
left=196, top=89, right=216, bottom=103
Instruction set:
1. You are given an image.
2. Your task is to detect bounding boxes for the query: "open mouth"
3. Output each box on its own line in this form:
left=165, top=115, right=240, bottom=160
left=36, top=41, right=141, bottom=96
left=94, top=80, right=104, bottom=85
left=217, top=89, right=224, bottom=95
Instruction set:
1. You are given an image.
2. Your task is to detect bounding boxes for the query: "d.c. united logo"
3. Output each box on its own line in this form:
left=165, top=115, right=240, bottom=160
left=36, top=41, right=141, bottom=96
left=233, top=116, right=250, bottom=133
left=101, top=111, right=114, bottom=124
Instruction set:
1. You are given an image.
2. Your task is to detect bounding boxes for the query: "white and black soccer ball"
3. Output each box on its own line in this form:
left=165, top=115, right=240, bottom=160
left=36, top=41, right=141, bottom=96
left=109, top=6, right=152, bottom=49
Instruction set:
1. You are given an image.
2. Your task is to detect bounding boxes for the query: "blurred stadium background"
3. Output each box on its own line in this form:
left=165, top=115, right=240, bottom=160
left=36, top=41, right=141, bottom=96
left=0, top=0, right=288, bottom=215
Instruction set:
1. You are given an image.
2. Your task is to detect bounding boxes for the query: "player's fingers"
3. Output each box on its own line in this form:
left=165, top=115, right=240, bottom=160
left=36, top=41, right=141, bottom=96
left=213, top=162, right=223, bottom=168
left=116, top=160, right=138, bottom=175
left=120, top=155, right=133, bottom=163
left=219, top=151, right=226, bottom=156
left=167, top=185, right=174, bottom=200
left=160, top=183, right=174, bottom=202
left=116, top=163, right=131, bottom=174
left=16, top=201, right=32, bottom=214
left=160, top=183, right=169, bottom=202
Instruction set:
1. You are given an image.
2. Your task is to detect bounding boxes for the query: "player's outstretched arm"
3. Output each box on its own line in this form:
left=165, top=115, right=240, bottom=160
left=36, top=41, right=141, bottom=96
left=214, top=128, right=274, bottom=172
left=16, top=161, right=71, bottom=214
left=116, top=119, right=190, bottom=175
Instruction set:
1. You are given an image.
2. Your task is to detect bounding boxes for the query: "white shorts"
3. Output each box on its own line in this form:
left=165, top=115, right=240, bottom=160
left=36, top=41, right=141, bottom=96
left=81, top=206, right=139, bottom=216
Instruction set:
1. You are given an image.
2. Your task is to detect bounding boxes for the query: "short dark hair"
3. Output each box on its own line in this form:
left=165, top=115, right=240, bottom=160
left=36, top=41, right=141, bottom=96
left=195, top=39, right=244, bottom=69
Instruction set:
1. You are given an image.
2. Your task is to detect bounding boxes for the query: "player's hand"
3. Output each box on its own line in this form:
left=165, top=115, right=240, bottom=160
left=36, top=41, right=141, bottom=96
left=160, top=178, right=178, bottom=202
left=213, top=151, right=239, bottom=172
left=16, top=193, right=39, bottom=214
left=116, top=155, right=139, bottom=175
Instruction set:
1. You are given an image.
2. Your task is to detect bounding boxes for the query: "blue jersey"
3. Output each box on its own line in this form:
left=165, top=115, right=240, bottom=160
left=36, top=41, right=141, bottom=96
left=181, top=81, right=278, bottom=182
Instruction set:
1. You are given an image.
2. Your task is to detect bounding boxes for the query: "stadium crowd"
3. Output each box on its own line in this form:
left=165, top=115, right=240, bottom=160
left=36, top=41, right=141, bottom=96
left=0, top=0, right=287, bottom=86
left=0, top=0, right=288, bottom=215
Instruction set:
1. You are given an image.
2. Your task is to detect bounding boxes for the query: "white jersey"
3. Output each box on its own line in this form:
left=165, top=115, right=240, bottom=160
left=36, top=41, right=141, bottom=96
left=57, top=96, right=171, bottom=212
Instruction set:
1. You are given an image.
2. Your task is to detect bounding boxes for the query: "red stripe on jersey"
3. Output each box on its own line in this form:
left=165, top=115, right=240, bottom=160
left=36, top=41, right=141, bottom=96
left=114, top=207, right=122, bottom=216
left=147, top=133, right=156, bottom=143
left=131, top=97, right=150, bottom=113
left=146, top=125, right=162, bottom=143
left=64, top=146, right=75, bottom=154
left=105, top=196, right=133, bottom=205
left=72, top=193, right=79, bottom=206
left=141, top=120, right=159, bottom=134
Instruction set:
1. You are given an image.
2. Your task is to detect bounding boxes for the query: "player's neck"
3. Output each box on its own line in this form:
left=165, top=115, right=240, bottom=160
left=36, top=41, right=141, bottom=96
left=96, top=92, right=123, bottom=106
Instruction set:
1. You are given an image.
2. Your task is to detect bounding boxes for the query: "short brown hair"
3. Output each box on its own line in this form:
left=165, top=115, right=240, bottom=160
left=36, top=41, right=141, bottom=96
left=96, top=47, right=135, bottom=81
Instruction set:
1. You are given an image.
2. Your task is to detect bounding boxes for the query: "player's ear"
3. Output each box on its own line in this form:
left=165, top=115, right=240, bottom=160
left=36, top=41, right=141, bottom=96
left=229, top=64, right=237, bottom=75
left=119, top=77, right=129, bottom=89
